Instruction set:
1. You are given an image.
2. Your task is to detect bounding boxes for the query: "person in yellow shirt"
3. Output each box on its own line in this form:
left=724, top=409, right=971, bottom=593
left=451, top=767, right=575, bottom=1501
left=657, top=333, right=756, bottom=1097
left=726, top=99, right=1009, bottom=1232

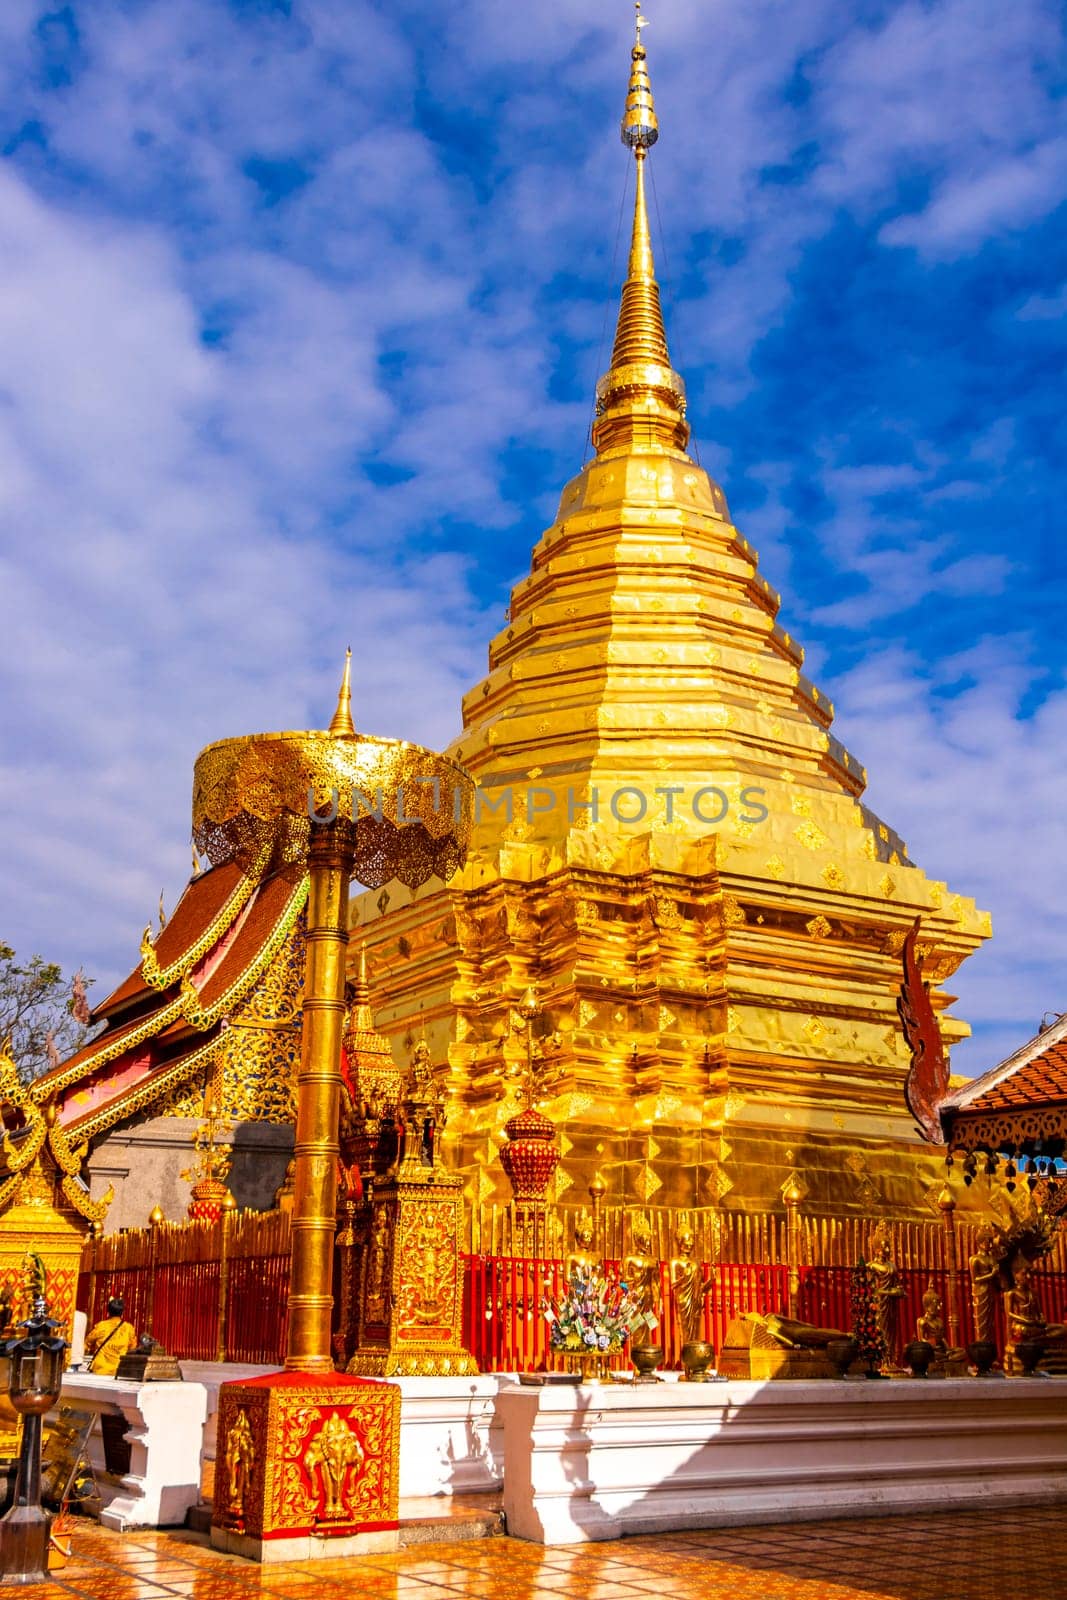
left=85, top=1297, right=137, bottom=1376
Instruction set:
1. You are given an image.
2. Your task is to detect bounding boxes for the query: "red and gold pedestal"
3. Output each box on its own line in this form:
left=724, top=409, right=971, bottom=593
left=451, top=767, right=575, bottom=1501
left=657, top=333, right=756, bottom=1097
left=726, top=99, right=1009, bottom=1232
left=347, top=1180, right=477, bottom=1378
left=211, top=1371, right=400, bottom=1562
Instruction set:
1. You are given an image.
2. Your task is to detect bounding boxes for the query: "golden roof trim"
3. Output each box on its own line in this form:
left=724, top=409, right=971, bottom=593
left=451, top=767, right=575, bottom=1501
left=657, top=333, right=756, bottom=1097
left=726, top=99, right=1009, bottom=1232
left=140, top=864, right=260, bottom=992
left=67, top=1034, right=223, bottom=1144
left=30, top=994, right=186, bottom=1104
left=180, top=873, right=309, bottom=1031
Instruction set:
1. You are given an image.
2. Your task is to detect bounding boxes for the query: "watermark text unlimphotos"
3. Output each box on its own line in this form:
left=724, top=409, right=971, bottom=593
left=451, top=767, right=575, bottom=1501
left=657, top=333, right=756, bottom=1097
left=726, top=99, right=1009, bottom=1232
left=307, top=781, right=769, bottom=829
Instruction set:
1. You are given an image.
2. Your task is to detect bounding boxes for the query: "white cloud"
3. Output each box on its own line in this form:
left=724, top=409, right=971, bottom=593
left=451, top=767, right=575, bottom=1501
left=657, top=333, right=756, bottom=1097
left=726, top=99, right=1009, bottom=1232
left=827, top=639, right=1067, bottom=1073
left=0, top=156, right=494, bottom=988
left=882, top=138, right=1067, bottom=255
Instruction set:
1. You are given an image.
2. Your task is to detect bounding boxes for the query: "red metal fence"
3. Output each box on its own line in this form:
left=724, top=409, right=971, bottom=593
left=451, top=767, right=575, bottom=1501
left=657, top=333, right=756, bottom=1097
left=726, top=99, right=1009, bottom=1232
left=80, top=1212, right=292, bottom=1364
left=79, top=1211, right=1067, bottom=1373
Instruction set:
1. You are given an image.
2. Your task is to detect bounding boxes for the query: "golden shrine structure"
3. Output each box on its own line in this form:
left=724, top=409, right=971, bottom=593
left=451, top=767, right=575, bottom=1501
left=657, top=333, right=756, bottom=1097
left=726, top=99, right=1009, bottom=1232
left=348, top=12, right=990, bottom=1226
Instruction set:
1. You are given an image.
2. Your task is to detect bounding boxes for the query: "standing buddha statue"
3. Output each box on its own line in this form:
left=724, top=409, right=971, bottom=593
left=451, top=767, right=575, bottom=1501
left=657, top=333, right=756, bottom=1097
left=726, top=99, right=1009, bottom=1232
left=866, top=1224, right=905, bottom=1370
left=968, top=1224, right=1001, bottom=1345
left=567, top=1212, right=599, bottom=1281
left=623, top=1213, right=660, bottom=1349
left=670, top=1221, right=713, bottom=1347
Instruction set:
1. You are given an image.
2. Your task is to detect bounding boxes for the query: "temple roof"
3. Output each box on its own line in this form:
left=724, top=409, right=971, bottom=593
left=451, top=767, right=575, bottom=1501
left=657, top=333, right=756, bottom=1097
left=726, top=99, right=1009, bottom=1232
left=31, top=861, right=308, bottom=1140
left=941, top=1012, right=1067, bottom=1155
left=93, top=859, right=253, bottom=1018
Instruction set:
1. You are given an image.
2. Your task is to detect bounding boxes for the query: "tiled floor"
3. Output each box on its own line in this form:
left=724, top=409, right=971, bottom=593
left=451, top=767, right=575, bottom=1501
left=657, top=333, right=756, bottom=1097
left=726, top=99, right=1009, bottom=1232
left=35, top=1505, right=1067, bottom=1600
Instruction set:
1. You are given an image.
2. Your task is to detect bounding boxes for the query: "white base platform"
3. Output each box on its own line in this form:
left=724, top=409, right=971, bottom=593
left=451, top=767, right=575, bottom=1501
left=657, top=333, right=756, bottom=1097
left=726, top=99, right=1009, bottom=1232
left=60, top=1371, right=212, bottom=1530
left=499, top=1377, right=1067, bottom=1543
left=61, top=1367, right=1067, bottom=1542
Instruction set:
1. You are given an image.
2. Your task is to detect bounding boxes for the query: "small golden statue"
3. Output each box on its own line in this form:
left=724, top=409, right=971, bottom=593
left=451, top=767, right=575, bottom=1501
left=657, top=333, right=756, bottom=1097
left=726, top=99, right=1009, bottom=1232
left=915, top=1282, right=965, bottom=1370
left=303, top=1411, right=364, bottom=1521
left=390, top=1040, right=446, bottom=1179
left=866, top=1222, right=905, bottom=1369
left=364, top=1207, right=392, bottom=1321
left=225, top=1407, right=255, bottom=1519
left=670, top=1221, right=713, bottom=1346
left=623, top=1213, right=659, bottom=1349
left=1007, top=1260, right=1067, bottom=1349
left=968, top=1224, right=1002, bottom=1344
left=567, top=1212, right=598, bottom=1280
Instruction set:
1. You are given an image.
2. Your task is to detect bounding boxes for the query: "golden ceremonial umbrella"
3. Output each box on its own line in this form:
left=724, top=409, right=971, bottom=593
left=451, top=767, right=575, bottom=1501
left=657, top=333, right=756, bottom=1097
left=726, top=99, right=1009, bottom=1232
left=191, top=653, right=474, bottom=1372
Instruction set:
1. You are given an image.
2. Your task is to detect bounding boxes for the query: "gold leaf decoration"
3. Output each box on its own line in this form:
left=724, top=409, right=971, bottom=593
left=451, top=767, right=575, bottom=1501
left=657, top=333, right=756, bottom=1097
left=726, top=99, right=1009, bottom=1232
left=633, top=1165, right=663, bottom=1202
left=723, top=894, right=746, bottom=926
left=795, top=821, right=829, bottom=852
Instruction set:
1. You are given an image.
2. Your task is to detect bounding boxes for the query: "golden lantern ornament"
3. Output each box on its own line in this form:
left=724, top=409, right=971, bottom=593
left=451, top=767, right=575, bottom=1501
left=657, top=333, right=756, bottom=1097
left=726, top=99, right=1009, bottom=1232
left=499, top=989, right=561, bottom=1255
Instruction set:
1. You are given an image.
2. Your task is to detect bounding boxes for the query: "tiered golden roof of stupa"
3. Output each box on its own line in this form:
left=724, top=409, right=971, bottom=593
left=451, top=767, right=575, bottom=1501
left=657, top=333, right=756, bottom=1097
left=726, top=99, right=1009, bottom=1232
left=453, top=11, right=871, bottom=850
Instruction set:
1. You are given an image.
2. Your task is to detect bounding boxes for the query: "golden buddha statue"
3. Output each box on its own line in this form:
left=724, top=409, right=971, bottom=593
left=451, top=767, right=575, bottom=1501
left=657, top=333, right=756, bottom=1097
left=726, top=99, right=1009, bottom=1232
left=749, top=1311, right=849, bottom=1349
left=916, top=1282, right=964, bottom=1368
left=566, top=1212, right=598, bottom=1281
left=669, top=1223, right=713, bottom=1346
left=917, top=1284, right=946, bottom=1350
left=866, top=1224, right=905, bottom=1369
left=968, top=1225, right=1001, bottom=1345
left=1007, top=1260, right=1067, bottom=1348
left=623, top=1213, right=659, bottom=1348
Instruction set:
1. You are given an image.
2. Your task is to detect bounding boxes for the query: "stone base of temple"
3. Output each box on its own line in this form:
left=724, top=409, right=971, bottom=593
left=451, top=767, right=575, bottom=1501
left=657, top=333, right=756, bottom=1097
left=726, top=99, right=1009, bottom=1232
left=209, top=1525, right=399, bottom=1563
left=60, top=1369, right=1067, bottom=1548
left=347, top=1348, right=480, bottom=1379
left=60, top=1371, right=212, bottom=1530
left=499, top=1377, right=1067, bottom=1543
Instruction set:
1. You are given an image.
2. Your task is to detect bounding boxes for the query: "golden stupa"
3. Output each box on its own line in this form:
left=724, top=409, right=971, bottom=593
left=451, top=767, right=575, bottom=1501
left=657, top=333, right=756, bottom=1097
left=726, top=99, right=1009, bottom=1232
left=350, top=12, right=990, bottom=1222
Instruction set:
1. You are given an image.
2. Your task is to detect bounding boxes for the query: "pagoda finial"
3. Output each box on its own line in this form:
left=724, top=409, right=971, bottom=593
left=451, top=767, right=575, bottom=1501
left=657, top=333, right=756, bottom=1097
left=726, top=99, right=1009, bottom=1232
left=354, top=941, right=370, bottom=1002
left=328, top=648, right=356, bottom=739
left=593, top=6, right=689, bottom=457
left=621, top=5, right=658, bottom=155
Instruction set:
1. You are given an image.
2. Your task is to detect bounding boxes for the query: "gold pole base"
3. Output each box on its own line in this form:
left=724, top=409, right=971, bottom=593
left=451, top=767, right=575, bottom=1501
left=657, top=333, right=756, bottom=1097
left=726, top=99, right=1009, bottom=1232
left=346, top=1347, right=479, bottom=1379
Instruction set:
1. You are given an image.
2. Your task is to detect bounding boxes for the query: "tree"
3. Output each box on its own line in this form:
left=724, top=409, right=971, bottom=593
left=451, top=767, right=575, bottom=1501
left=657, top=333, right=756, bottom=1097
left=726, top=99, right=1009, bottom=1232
left=0, top=943, right=95, bottom=1083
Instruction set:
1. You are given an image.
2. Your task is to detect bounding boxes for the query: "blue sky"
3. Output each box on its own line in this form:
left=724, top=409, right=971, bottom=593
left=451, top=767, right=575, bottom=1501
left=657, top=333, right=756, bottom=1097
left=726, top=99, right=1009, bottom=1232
left=0, top=0, right=1063, bottom=1073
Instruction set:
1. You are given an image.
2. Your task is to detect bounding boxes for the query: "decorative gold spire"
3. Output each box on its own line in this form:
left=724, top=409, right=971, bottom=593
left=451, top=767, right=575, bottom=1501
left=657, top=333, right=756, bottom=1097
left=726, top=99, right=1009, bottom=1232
left=350, top=942, right=373, bottom=1022
left=593, top=6, right=688, bottom=457
left=621, top=6, right=658, bottom=154
left=328, top=648, right=356, bottom=739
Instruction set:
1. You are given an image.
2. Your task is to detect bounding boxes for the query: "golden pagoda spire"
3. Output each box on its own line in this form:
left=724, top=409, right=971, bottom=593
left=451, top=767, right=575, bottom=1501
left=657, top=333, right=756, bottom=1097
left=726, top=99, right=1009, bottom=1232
left=593, top=5, right=689, bottom=457
left=327, top=647, right=356, bottom=738
left=352, top=942, right=371, bottom=1011
left=345, top=942, right=379, bottom=1038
